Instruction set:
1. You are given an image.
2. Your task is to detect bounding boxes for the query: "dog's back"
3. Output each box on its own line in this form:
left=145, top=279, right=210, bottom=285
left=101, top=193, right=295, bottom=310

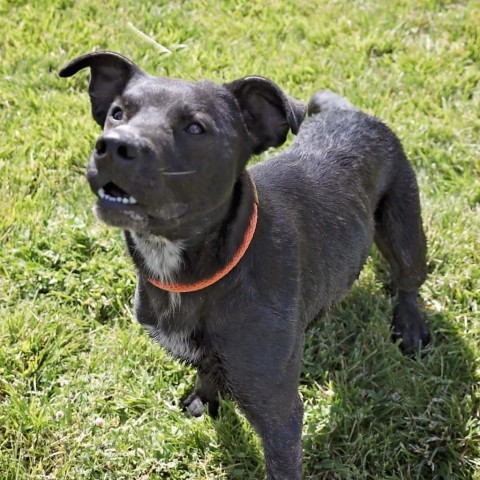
left=249, top=92, right=407, bottom=322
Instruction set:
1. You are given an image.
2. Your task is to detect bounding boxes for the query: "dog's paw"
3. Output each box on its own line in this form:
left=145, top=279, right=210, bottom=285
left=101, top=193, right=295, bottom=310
left=182, top=392, right=220, bottom=418
left=182, top=393, right=206, bottom=417
left=392, top=301, right=431, bottom=356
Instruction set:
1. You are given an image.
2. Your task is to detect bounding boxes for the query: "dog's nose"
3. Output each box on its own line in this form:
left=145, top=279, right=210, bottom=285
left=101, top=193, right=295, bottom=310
left=94, top=131, right=138, bottom=162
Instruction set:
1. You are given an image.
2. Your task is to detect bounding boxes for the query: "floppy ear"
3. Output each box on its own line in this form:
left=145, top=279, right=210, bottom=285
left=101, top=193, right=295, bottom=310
left=225, top=76, right=307, bottom=154
left=59, top=51, right=142, bottom=127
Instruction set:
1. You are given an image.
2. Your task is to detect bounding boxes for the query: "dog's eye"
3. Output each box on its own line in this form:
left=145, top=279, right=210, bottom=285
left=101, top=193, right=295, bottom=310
left=111, top=107, right=124, bottom=121
left=185, top=123, right=204, bottom=135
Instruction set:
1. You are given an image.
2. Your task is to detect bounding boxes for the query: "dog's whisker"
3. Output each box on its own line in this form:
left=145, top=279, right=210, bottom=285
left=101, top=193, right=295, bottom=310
left=159, top=170, right=197, bottom=176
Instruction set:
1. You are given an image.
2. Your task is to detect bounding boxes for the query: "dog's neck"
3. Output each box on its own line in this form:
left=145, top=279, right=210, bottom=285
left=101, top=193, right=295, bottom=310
left=128, top=233, right=185, bottom=283
left=125, top=171, right=256, bottom=290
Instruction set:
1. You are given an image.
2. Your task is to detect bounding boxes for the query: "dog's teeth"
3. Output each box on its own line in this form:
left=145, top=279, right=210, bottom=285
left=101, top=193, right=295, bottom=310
left=98, top=187, right=137, bottom=205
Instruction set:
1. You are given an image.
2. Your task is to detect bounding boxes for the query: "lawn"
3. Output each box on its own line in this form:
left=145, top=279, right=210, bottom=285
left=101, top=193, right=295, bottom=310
left=0, top=0, right=479, bottom=478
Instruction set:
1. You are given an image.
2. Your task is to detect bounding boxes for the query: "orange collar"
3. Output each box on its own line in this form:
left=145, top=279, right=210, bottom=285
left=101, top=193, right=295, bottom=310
left=148, top=174, right=259, bottom=293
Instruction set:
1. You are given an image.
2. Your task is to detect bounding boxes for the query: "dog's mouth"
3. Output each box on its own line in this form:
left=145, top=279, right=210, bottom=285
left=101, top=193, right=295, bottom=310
left=97, top=181, right=138, bottom=206
left=93, top=180, right=149, bottom=231
left=93, top=180, right=190, bottom=235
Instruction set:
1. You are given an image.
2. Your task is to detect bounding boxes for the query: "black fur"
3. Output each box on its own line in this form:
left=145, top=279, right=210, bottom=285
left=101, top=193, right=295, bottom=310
left=60, top=52, right=430, bottom=480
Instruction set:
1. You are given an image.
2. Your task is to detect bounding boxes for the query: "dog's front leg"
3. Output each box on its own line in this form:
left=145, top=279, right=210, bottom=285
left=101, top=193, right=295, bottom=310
left=231, top=373, right=303, bottom=480
left=250, top=393, right=304, bottom=480
left=182, top=368, right=220, bottom=418
left=218, top=321, right=304, bottom=480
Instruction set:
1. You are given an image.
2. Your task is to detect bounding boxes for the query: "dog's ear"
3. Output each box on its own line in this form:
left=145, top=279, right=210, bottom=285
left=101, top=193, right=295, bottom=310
left=59, top=51, right=142, bottom=127
left=225, top=76, right=306, bottom=154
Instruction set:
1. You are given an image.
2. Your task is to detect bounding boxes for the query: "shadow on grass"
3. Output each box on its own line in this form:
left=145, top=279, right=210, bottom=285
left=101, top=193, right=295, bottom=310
left=301, top=284, right=478, bottom=480
left=206, top=282, right=477, bottom=480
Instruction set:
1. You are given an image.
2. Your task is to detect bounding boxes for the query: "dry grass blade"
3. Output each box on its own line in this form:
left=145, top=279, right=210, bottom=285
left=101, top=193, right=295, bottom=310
left=127, top=22, right=172, bottom=54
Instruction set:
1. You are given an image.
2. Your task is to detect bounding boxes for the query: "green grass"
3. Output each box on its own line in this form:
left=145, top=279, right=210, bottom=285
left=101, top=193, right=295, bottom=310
left=1, top=0, right=479, bottom=478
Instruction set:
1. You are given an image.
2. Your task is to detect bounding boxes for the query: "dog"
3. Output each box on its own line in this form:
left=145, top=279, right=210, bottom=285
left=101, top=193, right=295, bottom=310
left=59, top=51, right=430, bottom=479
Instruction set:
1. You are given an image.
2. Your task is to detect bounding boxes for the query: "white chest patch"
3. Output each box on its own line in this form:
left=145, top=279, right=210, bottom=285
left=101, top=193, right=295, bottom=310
left=130, top=232, right=184, bottom=308
left=131, top=233, right=184, bottom=281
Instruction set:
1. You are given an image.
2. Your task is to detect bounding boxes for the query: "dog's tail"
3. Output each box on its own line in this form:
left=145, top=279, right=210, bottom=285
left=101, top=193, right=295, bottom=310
left=307, top=90, right=358, bottom=116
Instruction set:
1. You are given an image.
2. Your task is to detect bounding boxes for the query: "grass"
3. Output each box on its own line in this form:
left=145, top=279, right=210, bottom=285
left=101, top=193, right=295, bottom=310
left=0, top=0, right=479, bottom=478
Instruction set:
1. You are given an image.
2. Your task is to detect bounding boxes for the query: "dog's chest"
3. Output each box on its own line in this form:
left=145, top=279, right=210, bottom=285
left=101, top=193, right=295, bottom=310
left=130, top=232, right=184, bottom=282
left=129, top=232, right=209, bottom=365
left=141, top=321, right=205, bottom=365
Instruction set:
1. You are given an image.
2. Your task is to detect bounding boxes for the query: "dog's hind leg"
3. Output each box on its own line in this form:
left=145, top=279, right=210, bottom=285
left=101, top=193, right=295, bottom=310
left=374, top=160, right=430, bottom=354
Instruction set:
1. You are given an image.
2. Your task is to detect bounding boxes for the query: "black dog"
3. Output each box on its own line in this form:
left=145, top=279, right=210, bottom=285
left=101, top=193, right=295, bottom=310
left=60, top=51, right=430, bottom=479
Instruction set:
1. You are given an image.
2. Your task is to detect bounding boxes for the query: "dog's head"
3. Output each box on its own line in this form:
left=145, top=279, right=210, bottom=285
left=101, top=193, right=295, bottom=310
left=60, top=51, right=305, bottom=239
